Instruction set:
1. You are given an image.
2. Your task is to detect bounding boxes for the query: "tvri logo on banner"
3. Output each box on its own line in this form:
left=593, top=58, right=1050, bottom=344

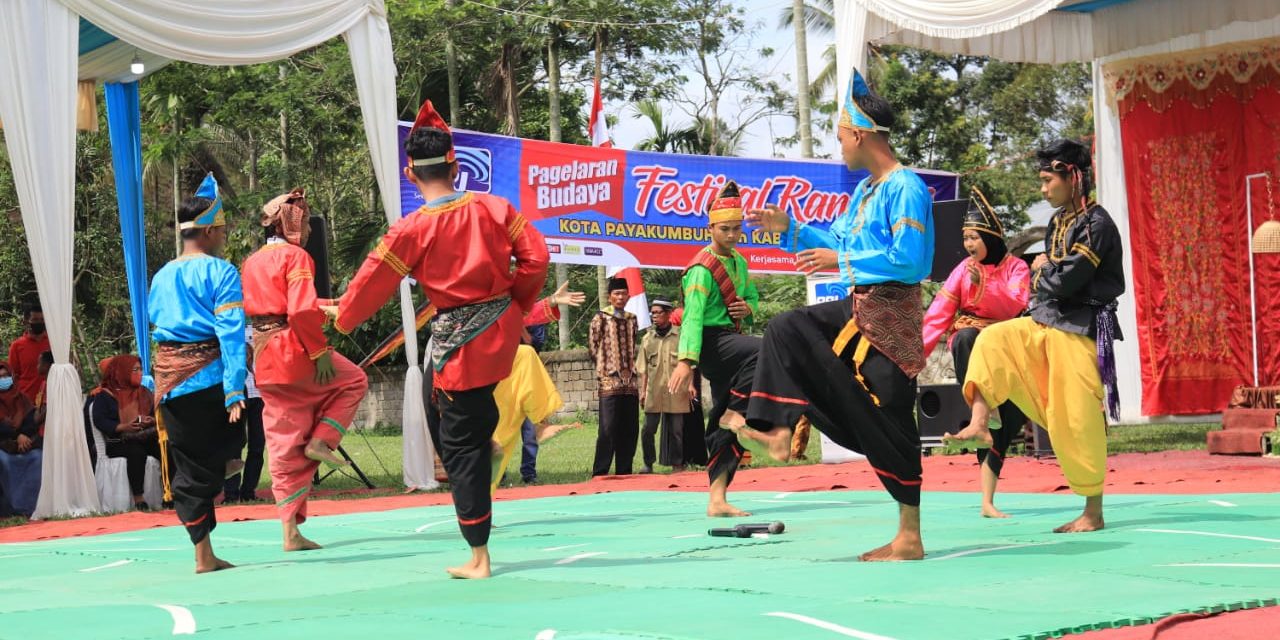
left=396, top=125, right=959, bottom=275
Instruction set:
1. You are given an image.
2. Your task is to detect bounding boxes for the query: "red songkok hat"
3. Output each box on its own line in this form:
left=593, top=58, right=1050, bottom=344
left=407, top=99, right=456, bottom=168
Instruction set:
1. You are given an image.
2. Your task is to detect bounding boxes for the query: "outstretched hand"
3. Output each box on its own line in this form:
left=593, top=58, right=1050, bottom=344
left=745, top=203, right=789, bottom=233
left=796, top=248, right=837, bottom=275
left=320, top=305, right=340, bottom=321
left=549, top=281, right=587, bottom=308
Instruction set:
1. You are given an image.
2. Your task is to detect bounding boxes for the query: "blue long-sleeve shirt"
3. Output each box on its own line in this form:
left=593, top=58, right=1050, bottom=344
left=779, top=167, right=934, bottom=289
left=148, top=254, right=247, bottom=407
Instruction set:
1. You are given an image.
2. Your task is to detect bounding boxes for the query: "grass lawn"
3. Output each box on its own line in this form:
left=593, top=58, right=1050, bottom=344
left=304, top=420, right=1218, bottom=492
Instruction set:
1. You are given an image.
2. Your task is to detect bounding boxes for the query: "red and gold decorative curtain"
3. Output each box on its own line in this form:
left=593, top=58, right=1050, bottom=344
left=1104, top=39, right=1280, bottom=415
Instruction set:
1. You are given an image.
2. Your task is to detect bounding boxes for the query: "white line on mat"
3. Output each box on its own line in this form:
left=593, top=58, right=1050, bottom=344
left=542, top=543, right=588, bottom=552
left=415, top=520, right=454, bottom=533
left=535, top=630, right=557, bottom=640
left=1162, top=563, right=1280, bottom=568
left=764, top=612, right=899, bottom=640
left=753, top=499, right=850, bottom=505
left=930, top=542, right=1060, bottom=561
left=0, top=553, right=42, bottom=560
left=80, top=560, right=132, bottom=573
left=555, top=552, right=606, bottom=565
left=773, top=492, right=794, bottom=499
left=155, top=604, right=196, bottom=635
left=1136, top=529, right=1280, bottom=544
left=672, top=534, right=702, bottom=539
left=1209, top=500, right=1238, bottom=507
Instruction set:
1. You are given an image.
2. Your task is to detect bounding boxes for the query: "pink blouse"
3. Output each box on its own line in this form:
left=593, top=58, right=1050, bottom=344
left=922, top=254, right=1030, bottom=355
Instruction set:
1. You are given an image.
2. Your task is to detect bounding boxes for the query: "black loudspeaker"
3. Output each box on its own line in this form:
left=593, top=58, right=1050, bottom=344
left=916, top=383, right=969, bottom=446
left=931, top=199, right=969, bottom=282
left=302, top=215, right=333, bottom=299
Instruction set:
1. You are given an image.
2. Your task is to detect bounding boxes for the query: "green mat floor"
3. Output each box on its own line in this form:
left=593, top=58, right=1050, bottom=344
left=3, top=491, right=1279, bottom=640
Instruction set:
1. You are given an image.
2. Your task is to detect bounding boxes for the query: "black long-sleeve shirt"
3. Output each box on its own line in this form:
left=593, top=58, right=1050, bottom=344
left=1030, top=203, right=1126, bottom=338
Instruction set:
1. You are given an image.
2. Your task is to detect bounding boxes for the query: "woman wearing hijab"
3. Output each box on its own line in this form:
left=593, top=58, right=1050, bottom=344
left=85, top=354, right=159, bottom=510
left=921, top=188, right=1030, bottom=518
left=0, top=360, right=42, bottom=516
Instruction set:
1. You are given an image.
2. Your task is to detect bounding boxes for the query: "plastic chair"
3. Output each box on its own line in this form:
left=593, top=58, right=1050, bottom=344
left=87, top=397, right=164, bottom=512
left=87, top=405, right=132, bottom=514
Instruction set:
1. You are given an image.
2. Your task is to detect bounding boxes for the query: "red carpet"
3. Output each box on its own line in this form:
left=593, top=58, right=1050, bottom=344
left=4, top=449, right=1276, bottom=638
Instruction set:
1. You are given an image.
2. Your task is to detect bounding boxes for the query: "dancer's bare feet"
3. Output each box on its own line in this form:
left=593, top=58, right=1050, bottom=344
left=1054, top=496, right=1104, bottom=533
left=446, top=546, right=491, bottom=579
left=535, top=421, right=581, bottom=444
left=194, top=537, right=235, bottom=573
left=305, top=439, right=348, bottom=467
left=707, top=500, right=752, bottom=518
left=859, top=505, right=924, bottom=562
left=283, top=519, right=322, bottom=551
left=737, top=425, right=792, bottom=462
left=224, top=459, right=245, bottom=479
left=981, top=503, right=1011, bottom=519
left=942, top=421, right=994, bottom=449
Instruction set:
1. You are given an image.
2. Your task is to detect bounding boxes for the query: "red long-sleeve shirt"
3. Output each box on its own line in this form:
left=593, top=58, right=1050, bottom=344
left=8, top=333, right=49, bottom=401
left=336, top=192, right=549, bottom=390
left=242, top=242, right=330, bottom=386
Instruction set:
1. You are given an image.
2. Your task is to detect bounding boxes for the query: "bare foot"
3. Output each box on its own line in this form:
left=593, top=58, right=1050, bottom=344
left=535, top=421, right=581, bottom=444
left=981, top=504, right=1011, bottom=519
left=707, top=501, right=752, bottom=518
left=1054, top=512, right=1104, bottom=533
left=284, top=533, right=323, bottom=552
left=224, top=459, right=245, bottom=479
left=445, top=549, right=491, bottom=579
left=942, top=422, right=994, bottom=449
left=858, top=535, right=925, bottom=562
left=195, top=557, right=235, bottom=574
left=305, top=439, right=348, bottom=467
left=737, top=426, right=792, bottom=462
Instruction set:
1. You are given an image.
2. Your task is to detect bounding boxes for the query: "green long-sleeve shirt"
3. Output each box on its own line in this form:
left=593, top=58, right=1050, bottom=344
left=678, top=247, right=759, bottom=363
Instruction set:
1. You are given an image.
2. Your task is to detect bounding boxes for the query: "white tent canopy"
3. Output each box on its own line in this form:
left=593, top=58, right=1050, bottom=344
left=0, top=0, right=435, bottom=519
left=833, top=0, right=1280, bottom=422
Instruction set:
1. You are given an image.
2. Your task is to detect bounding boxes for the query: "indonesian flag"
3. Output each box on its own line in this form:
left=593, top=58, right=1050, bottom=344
left=607, top=266, right=650, bottom=330
left=588, top=75, right=612, bottom=148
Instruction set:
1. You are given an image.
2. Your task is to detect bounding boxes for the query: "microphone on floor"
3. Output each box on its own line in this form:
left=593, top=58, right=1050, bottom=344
left=708, top=522, right=786, bottom=537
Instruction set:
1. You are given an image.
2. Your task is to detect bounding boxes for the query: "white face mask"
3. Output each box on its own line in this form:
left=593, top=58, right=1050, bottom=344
left=0, top=377, right=13, bottom=392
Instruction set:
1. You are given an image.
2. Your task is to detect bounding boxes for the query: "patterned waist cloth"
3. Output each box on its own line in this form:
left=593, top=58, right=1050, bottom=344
left=428, top=295, right=512, bottom=372
left=154, top=339, right=220, bottom=401
left=250, top=315, right=288, bottom=363
left=841, top=283, right=926, bottom=379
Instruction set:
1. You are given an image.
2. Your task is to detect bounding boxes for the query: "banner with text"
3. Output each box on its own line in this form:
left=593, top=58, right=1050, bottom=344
left=399, top=126, right=958, bottom=274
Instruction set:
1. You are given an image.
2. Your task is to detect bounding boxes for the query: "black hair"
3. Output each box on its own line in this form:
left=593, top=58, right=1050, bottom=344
left=1037, top=138, right=1093, bottom=195
left=178, top=197, right=215, bottom=240
left=22, top=302, right=42, bottom=319
left=405, top=128, right=456, bottom=183
left=39, top=351, right=54, bottom=365
left=854, top=92, right=896, bottom=138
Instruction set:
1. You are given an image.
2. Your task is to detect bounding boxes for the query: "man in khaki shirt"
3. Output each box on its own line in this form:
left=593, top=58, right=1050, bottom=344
left=635, top=300, right=694, bottom=472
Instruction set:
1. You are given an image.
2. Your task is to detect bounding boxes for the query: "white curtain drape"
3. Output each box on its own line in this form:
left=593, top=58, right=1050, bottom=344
left=0, top=0, right=101, bottom=518
left=0, top=0, right=425, bottom=515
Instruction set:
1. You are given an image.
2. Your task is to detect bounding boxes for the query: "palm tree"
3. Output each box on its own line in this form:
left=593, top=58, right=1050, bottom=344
left=778, top=0, right=838, bottom=103
left=633, top=100, right=683, bottom=153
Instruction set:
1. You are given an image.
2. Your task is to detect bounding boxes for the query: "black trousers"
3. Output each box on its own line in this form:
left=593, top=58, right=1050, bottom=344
left=950, top=328, right=1026, bottom=476
left=159, top=384, right=245, bottom=545
left=105, top=437, right=162, bottom=497
left=747, top=299, right=922, bottom=506
left=593, top=393, right=639, bottom=476
left=699, top=328, right=760, bottom=487
left=434, top=383, right=500, bottom=548
left=223, top=397, right=266, bottom=500
left=642, top=412, right=687, bottom=467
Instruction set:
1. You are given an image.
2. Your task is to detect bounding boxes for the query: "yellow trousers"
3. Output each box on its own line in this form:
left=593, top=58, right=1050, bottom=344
left=963, top=317, right=1106, bottom=497
left=490, top=345, right=563, bottom=494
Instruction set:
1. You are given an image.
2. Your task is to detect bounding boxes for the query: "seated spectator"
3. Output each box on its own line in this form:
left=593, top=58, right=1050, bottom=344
left=0, top=360, right=42, bottom=517
left=85, top=355, right=159, bottom=511
left=31, top=351, right=53, bottom=435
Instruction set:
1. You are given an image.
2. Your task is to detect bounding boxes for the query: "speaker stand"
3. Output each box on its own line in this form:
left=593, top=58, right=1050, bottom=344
left=313, top=445, right=375, bottom=489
